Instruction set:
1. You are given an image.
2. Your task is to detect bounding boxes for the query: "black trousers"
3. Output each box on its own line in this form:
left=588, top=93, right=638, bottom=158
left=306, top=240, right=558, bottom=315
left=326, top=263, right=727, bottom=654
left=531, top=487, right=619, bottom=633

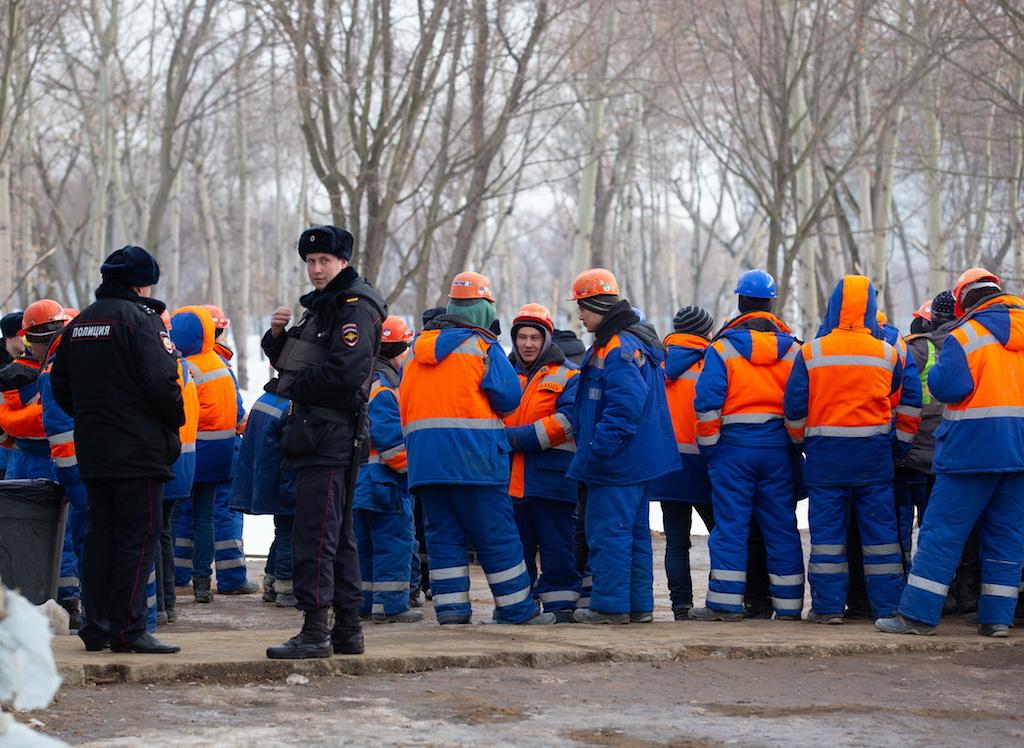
left=154, top=499, right=177, bottom=614
left=79, top=477, right=163, bottom=648
left=292, top=465, right=362, bottom=612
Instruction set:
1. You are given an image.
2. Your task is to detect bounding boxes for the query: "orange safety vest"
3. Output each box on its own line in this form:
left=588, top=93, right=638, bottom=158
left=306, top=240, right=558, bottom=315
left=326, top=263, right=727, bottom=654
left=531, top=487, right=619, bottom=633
left=367, top=377, right=408, bottom=474
left=662, top=333, right=706, bottom=455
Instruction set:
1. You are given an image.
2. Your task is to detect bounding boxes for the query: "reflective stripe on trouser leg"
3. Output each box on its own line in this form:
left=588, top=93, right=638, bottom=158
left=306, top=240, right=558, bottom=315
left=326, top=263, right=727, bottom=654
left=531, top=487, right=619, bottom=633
left=146, top=566, right=158, bottom=633
left=852, top=482, right=905, bottom=617
left=529, top=498, right=583, bottom=612
left=172, top=497, right=194, bottom=586
left=577, top=573, right=593, bottom=608
left=368, top=503, right=416, bottom=615
left=899, top=473, right=995, bottom=626
left=354, top=508, right=375, bottom=617
left=585, top=482, right=649, bottom=615
left=454, top=485, right=536, bottom=623
left=420, top=485, right=472, bottom=622
left=807, top=484, right=853, bottom=615
left=213, top=480, right=248, bottom=592
left=704, top=445, right=758, bottom=613
left=975, top=473, right=1024, bottom=626
left=749, top=445, right=804, bottom=616
left=58, top=517, right=81, bottom=601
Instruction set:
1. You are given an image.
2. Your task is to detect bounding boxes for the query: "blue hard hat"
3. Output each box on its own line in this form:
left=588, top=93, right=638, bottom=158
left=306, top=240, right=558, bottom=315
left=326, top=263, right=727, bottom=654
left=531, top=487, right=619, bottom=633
left=734, top=269, right=777, bottom=299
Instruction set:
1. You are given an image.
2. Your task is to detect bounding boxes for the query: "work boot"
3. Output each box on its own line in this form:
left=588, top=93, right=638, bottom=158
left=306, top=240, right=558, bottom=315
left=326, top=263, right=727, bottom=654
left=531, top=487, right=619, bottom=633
left=372, top=609, right=425, bottom=624
left=220, top=580, right=260, bottom=596
left=262, top=575, right=277, bottom=603
left=574, top=609, right=629, bottom=625
left=330, top=608, right=365, bottom=655
left=774, top=612, right=802, bottom=622
left=673, top=606, right=692, bottom=621
left=156, top=610, right=169, bottom=626
left=110, top=632, right=181, bottom=654
left=193, top=576, right=213, bottom=604
left=166, top=608, right=177, bottom=623
left=553, top=610, right=575, bottom=624
left=978, top=623, right=1010, bottom=637
left=409, top=589, right=424, bottom=608
left=688, top=606, right=743, bottom=622
left=274, top=580, right=298, bottom=608
left=629, top=611, right=654, bottom=623
left=743, top=602, right=773, bottom=620
left=59, top=598, right=83, bottom=631
left=805, top=610, right=844, bottom=625
left=266, top=609, right=331, bottom=659
left=524, top=611, right=557, bottom=625
left=843, top=606, right=873, bottom=620
left=874, top=614, right=936, bottom=636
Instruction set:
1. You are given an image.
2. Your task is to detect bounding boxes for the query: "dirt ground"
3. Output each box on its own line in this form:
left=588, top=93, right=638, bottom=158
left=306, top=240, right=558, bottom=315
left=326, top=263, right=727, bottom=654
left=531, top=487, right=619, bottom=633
left=31, top=647, right=1024, bottom=747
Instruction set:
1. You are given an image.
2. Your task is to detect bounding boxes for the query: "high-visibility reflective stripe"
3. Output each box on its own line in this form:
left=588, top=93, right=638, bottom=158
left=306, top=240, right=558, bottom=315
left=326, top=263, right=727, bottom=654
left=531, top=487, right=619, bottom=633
left=180, top=442, right=196, bottom=453
left=696, top=410, right=721, bottom=422
left=454, top=341, right=487, bottom=358
left=534, top=421, right=552, bottom=450
left=54, top=455, right=78, bottom=468
left=147, top=595, right=157, bottom=608
left=175, top=538, right=193, bottom=548
left=811, top=544, right=844, bottom=555
left=379, top=444, right=406, bottom=461
left=197, top=430, right=236, bottom=440
left=433, top=591, right=470, bottom=606
left=371, top=603, right=385, bottom=614
left=804, top=424, right=891, bottom=438
left=148, top=570, right=156, bottom=583
left=186, top=361, right=201, bottom=378
left=907, top=573, right=948, bottom=596
left=374, top=581, right=410, bottom=592
left=678, top=442, right=700, bottom=455
left=960, top=331, right=997, bottom=355
left=366, top=454, right=383, bottom=464
left=252, top=400, right=286, bottom=419
left=696, top=433, right=720, bottom=446
left=361, top=581, right=373, bottom=591
left=717, top=339, right=740, bottom=361
left=980, top=583, right=1020, bottom=598
left=553, top=412, right=573, bottom=436
left=589, top=357, right=606, bottom=370
left=706, top=591, right=744, bottom=606
left=896, top=406, right=922, bottom=418
left=576, top=597, right=590, bottom=608
left=864, top=563, right=904, bottom=575
left=430, top=565, right=470, bottom=581
left=48, top=430, right=74, bottom=446
left=485, top=561, right=527, bottom=585
left=771, top=597, right=803, bottom=611
left=710, top=568, right=747, bottom=582
left=494, top=586, right=532, bottom=607
left=782, top=345, right=799, bottom=362
left=552, top=442, right=576, bottom=452
left=405, top=417, right=505, bottom=434
left=785, top=418, right=806, bottom=429
left=681, top=369, right=700, bottom=381
left=805, top=355, right=895, bottom=372
left=809, top=562, right=849, bottom=574
left=215, top=558, right=246, bottom=570
left=58, top=576, right=79, bottom=587
left=193, top=368, right=233, bottom=385
left=769, top=573, right=805, bottom=586
left=174, top=558, right=191, bottom=568
left=539, top=590, right=580, bottom=603
left=862, top=543, right=901, bottom=555
left=943, top=406, right=1024, bottom=421
left=581, top=575, right=593, bottom=588
left=720, top=413, right=783, bottom=425
left=896, top=430, right=914, bottom=443
left=214, top=539, right=243, bottom=551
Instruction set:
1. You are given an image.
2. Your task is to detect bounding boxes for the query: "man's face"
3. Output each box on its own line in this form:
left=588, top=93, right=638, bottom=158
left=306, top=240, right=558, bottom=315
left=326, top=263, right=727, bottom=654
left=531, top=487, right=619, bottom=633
left=4, top=336, right=23, bottom=359
left=306, top=253, right=347, bottom=290
left=515, top=327, right=545, bottom=364
left=579, top=306, right=603, bottom=333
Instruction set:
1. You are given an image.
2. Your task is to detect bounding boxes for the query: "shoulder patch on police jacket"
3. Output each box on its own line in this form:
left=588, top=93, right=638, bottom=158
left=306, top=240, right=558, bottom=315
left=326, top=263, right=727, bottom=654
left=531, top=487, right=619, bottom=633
left=159, top=331, right=176, bottom=355
left=341, top=323, right=359, bottom=347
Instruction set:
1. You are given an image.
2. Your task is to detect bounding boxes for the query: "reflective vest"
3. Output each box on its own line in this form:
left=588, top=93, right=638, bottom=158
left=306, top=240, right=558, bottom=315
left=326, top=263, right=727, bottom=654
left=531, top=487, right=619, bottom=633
left=368, top=375, right=407, bottom=474
left=944, top=315, right=1024, bottom=424
left=180, top=360, right=200, bottom=453
left=662, top=333, right=706, bottom=455
left=0, top=358, right=48, bottom=454
left=39, top=361, right=76, bottom=469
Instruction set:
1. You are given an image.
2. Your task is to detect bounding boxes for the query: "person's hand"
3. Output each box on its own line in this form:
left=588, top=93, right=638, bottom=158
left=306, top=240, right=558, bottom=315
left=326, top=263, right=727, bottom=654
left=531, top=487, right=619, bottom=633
left=270, top=307, right=292, bottom=337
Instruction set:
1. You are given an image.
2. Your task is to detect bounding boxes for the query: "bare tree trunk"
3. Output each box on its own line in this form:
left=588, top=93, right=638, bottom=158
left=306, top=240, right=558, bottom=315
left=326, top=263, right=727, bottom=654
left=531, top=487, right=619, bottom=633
left=194, top=155, right=224, bottom=309
left=0, top=160, right=11, bottom=304
left=233, top=13, right=252, bottom=390
left=925, top=73, right=944, bottom=298
left=1012, top=83, right=1024, bottom=288
left=169, top=170, right=182, bottom=304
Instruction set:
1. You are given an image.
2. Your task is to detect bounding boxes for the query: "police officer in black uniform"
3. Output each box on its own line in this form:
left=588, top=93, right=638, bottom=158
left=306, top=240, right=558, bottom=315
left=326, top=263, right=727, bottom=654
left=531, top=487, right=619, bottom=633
left=51, top=245, right=185, bottom=654
left=262, top=225, right=386, bottom=659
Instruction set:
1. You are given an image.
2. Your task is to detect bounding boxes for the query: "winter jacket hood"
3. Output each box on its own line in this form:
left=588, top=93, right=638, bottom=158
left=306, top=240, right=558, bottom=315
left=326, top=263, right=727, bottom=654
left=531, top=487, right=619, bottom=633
left=817, top=275, right=883, bottom=338
left=170, top=306, right=216, bottom=358
left=412, top=317, right=498, bottom=366
left=663, top=333, right=708, bottom=380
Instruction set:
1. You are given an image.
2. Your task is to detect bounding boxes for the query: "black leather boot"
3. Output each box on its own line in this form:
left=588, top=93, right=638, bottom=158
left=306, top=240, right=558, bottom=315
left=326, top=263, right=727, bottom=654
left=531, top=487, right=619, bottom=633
left=193, top=575, right=213, bottom=604
left=331, top=607, right=365, bottom=655
left=266, top=609, right=331, bottom=659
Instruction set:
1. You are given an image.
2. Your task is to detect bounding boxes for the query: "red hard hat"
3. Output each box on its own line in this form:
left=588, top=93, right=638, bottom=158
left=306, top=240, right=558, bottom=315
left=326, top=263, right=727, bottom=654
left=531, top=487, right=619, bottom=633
left=513, top=303, right=554, bottom=334
left=203, top=304, right=230, bottom=329
left=952, top=267, right=1001, bottom=318
left=19, top=299, right=69, bottom=336
left=449, top=271, right=495, bottom=302
left=912, top=302, right=932, bottom=322
left=381, top=315, right=414, bottom=344
left=569, top=268, right=619, bottom=301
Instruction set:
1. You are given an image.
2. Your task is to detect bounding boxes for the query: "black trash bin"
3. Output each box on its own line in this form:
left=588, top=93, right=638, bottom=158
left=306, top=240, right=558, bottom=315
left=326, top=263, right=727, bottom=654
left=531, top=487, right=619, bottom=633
left=0, top=479, right=67, bottom=604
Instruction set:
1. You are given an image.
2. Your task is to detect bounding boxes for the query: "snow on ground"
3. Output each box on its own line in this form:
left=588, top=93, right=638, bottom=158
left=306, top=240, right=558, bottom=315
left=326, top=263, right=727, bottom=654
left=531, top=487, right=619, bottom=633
left=233, top=333, right=810, bottom=557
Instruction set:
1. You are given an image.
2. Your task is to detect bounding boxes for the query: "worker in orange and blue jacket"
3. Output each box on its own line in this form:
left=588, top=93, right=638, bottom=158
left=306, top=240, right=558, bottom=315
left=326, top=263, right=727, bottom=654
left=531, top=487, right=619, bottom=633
left=0, top=311, right=26, bottom=477
left=400, top=272, right=550, bottom=625
left=168, top=305, right=245, bottom=604
left=785, top=275, right=912, bottom=623
left=647, top=306, right=716, bottom=620
left=353, top=315, right=422, bottom=624
left=504, top=303, right=581, bottom=623
left=568, top=268, right=678, bottom=625
left=878, top=269, right=1024, bottom=637
left=689, top=270, right=805, bottom=622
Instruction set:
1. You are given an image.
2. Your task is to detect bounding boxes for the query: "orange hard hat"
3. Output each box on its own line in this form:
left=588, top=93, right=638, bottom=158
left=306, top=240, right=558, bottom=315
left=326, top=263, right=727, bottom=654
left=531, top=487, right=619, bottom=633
left=64, top=307, right=80, bottom=320
left=876, top=310, right=888, bottom=326
left=952, top=267, right=1001, bottom=317
left=203, top=304, right=230, bottom=329
left=912, top=302, right=932, bottom=322
left=569, top=268, right=619, bottom=301
left=381, top=315, right=414, bottom=344
left=160, top=310, right=172, bottom=331
left=449, top=271, right=495, bottom=302
left=513, top=303, right=554, bottom=334
left=19, top=299, right=69, bottom=336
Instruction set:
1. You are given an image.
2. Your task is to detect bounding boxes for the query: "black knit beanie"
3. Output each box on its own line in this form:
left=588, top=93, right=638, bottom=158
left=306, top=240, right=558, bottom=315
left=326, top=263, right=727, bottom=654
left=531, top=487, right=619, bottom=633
left=578, top=294, right=619, bottom=314
left=930, top=290, right=955, bottom=326
left=672, top=306, right=715, bottom=338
